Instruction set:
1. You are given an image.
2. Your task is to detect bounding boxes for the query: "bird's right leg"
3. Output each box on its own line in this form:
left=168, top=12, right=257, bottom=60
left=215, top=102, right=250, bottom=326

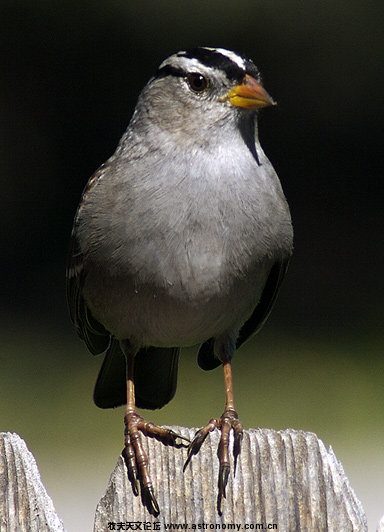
left=122, top=340, right=188, bottom=516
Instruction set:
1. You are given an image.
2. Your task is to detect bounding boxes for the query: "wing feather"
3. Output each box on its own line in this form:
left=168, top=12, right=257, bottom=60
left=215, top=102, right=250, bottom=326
left=197, top=259, right=290, bottom=370
left=66, top=222, right=110, bottom=355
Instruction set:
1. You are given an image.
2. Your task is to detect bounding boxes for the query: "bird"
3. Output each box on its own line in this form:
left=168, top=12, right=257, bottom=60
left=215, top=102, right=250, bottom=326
left=66, top=46, right=293, bottom=516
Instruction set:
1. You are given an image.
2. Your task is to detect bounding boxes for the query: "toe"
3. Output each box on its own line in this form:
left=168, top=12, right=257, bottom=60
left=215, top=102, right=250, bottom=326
left=184, top=419, right=218, bottom=471
left=122, top=440, right=140, bottom=496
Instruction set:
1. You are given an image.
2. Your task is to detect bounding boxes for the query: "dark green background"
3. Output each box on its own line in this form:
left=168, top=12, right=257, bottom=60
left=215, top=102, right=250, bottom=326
left=1, top=2, right=383, bottom=530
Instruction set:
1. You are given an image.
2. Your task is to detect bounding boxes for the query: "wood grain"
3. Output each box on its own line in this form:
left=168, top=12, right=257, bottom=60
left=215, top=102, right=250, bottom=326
left=0, top=432, right=64, bottom=532
left=94, top=427, right=368, bottom=532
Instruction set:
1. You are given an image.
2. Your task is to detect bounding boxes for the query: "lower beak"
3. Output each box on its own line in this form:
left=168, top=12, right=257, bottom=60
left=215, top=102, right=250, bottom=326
left=226, top=74, right=276, bottom=109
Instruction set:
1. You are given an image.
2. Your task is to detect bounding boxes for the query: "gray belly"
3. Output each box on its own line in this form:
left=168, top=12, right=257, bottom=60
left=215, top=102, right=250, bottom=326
left=83, top=258, right=272, bottom=347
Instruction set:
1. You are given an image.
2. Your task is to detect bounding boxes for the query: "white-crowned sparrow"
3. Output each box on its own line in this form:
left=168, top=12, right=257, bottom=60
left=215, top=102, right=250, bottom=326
left=66, top=47, right=293, bottom=515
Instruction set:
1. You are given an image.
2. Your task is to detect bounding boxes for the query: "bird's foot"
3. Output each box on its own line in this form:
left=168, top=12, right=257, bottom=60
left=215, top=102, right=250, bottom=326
left=184, top=409, right=243, bottom=515
left=123, top=411, right=189, bottom=516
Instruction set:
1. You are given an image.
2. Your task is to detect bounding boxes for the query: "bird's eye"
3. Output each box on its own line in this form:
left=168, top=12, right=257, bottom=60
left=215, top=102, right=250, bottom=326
left=186, top=73, right=208, bottom=92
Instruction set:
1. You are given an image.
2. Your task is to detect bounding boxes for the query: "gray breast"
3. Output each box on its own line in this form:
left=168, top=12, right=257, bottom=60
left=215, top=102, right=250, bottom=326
left=78, top=135, right=292, bottom=344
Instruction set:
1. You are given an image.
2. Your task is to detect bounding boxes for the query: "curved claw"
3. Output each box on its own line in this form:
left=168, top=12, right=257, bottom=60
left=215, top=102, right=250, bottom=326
left=183, top=439, right=202, bottom=472
left=218, top=464, right=229, bottom=498
left=217, top=464, right=230, bottom=515
left=131, top=475, right=139, bottom=497
left=233, top=426, right=243, bottom=475
left=183, top=420, right=217, bottom=471
left=142, top=485, right=160, bottom=517
left=168, top=430, right=190, bottom=447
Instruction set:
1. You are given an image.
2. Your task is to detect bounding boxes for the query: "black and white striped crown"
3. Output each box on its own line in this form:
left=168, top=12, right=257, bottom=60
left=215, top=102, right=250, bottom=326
left=156, top=47, right=261, bottom=84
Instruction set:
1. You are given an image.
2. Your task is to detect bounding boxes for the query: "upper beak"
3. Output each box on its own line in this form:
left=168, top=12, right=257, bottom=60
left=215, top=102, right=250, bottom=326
left=225, top=74, right=276, bottom=109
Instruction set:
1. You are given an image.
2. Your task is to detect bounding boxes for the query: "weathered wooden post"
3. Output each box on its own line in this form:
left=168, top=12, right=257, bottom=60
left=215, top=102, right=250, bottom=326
left=0, top=429, right=373, bottom=531
left=94, top=427, right=368, bottom=532
left=0, top=432, right=64, bottom=532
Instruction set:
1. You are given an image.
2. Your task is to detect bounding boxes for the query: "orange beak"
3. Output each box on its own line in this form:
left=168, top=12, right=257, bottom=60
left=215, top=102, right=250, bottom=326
left=225, top=74, right=276, bottom=109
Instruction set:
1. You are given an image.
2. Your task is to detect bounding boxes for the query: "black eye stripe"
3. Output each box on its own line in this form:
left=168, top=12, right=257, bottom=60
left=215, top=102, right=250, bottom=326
left=156, top=65, right=185, bottom=79
left=156, top=66, right=209, bottom=92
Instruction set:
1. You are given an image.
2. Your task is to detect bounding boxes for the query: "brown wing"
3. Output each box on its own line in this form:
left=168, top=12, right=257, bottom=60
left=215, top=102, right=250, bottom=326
left=66, top=164, right=112, bottom=355
left=66, top=225, right=110, bottom=355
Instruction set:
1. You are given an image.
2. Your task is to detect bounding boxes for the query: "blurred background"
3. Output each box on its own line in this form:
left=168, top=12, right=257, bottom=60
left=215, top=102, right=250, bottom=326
left=1, top=1, right=383, bottom=530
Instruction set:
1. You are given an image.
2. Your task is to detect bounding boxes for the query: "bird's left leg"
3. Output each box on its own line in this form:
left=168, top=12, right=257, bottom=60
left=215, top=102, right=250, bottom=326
left=185, top=347, right=243, bottom=514
left=217, top=358, right=243, bottom=500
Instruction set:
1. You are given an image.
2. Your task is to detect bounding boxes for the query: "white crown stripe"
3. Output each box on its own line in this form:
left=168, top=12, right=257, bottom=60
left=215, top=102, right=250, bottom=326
left=202, top=47, right=246, bottom=70
left=165, top=48, right=247, bottom=73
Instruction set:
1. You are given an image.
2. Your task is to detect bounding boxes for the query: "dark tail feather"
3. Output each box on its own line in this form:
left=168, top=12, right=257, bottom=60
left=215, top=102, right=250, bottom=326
left=93, top=339, right=126, bottom=408
left=197, top=338, right=221, bottom=370
left=134, top=346, right=180, bottom=409
left=93, top=339, right=180, bottom=410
